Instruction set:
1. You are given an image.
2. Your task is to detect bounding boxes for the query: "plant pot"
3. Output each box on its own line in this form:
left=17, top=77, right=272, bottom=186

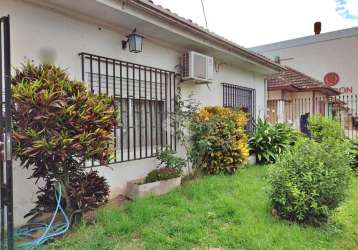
left=248, top=154, right=256, bottom=165
left=126, top=176, right=182, bottom=200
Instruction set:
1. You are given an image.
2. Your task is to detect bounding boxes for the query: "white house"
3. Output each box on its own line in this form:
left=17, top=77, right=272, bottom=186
left=1, top=0, right=283, bottom=226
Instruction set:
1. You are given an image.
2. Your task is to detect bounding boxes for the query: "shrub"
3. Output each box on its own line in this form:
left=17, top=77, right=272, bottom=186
left=27, top=171, right=109, bottom=218
left=12, top=63, right=117, bottom=219
left=249, top=119, right=300, bottom=164
left=348, top=137, right=358, bottom=174
left=307, top=115, right=344, bottom=142
left=171, top=89, right=199, bottom=173
left=144, top=149, right=185, bottom=183
left=144, top=168, right=181, bottom=183
left=269, top=138, right=351, bottom=225
left=157, top=148, right=186, bottom=172
left=190, top=106, right=249, bottom=175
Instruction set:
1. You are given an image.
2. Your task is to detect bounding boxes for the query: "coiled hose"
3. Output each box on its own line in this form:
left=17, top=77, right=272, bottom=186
left=16, top=183, right=70, bottom=249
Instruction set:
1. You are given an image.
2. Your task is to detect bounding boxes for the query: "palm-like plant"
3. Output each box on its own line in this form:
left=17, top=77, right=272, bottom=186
left=249, top=119, right=300, bottom=164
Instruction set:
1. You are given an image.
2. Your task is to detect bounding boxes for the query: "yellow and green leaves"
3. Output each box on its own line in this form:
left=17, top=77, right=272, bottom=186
left=12, top=62, right=118, bottom=219
left=190, top=106, right=249, bottom=175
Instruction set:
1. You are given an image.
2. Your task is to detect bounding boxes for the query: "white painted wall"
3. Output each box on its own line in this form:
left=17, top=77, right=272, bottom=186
left=2, top=0, right=267, bottom=226
left=181, top=65, right=266, bottom=118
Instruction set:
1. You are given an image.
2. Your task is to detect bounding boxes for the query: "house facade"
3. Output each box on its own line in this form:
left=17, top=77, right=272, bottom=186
left=266, top=67, right=340, bottom=128
left=1, top=0, right=283, bottom=226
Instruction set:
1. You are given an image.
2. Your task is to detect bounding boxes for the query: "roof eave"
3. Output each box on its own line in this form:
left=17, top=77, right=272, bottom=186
left=128, top=0, right=285, bottom=72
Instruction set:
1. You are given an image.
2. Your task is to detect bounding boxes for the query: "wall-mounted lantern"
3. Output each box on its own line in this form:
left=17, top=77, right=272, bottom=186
left=122, top=29, right=144, bottom=53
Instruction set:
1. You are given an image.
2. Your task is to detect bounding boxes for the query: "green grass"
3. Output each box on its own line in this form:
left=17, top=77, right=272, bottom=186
left=41, top=166, right=358, bottom=250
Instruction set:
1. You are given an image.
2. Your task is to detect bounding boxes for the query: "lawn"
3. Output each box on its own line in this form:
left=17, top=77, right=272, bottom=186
left=42, top=166, right=358, bottom=250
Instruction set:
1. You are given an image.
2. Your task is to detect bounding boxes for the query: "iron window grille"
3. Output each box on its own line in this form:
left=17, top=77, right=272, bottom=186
left=79, top=52, right=177, bottom=166
left=222, top=83, right=256, bottom=132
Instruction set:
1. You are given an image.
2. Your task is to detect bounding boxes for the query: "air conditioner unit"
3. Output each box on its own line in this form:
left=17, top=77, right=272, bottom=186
left=181, top=51, right=214, bottom=83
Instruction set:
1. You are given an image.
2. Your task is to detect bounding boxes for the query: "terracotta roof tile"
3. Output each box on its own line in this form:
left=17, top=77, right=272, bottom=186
left=267, top=67, right=340, bottom=96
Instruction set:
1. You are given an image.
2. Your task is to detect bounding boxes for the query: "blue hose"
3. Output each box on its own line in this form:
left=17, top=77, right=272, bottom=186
left=16, top=183, right=71, bottom=249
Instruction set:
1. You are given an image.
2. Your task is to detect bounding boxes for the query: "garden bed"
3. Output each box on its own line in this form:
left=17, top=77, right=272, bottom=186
left=126, top=176, right=182, bottom=200
left=42, top=166, right=358, bottom=250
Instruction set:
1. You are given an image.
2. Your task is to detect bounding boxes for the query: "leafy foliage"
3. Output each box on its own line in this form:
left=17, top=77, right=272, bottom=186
left=348, top=137, right=358, bottom=174
left=157, top=148, right=186, bottom=172
left=144, top=149, right=184, bottom=183
left=307, top=115, right=344, bottom=142
left=269, top=137, right=351, bottom=225
left=67, top=171, right=110, bottom=212
left=144, top=168, right=181, bottom=183
left=12, top=63, right=117, bottom=218
left=249, top=119, right=300, bottom=164
left=190, top=106, right=249, bottom=175
left=171, top=89, right=199, bottom=172
left=27, top=170, right=109, bottom=218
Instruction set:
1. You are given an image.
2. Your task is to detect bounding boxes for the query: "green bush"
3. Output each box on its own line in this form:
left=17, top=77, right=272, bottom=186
left=189, top=106, right=249, bottom=175
left=157, top=148, right=186, bottom=172
left=249, top=119, right=300, bottom=164
left=269, top=138, right=351, bottom=225
left=144, top=149, right=185, bottom=183
left=144, top=168, right=181, bottom=183
left=307, top=115, right=344, bottom=142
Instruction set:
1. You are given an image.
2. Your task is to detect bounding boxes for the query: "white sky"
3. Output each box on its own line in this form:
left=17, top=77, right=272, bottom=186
left=153, top=0, right=358, bottom=47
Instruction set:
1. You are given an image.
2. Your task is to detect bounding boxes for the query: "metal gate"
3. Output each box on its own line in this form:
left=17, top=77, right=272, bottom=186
left=0, top=15, right=14, bottom=250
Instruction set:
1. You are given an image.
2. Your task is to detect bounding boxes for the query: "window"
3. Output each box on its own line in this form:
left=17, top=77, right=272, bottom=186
left=80, top=52, right=176, bottom=165
left=115, top=98, right=165, bottom=154
left=222, top=83, right=256, bottom=132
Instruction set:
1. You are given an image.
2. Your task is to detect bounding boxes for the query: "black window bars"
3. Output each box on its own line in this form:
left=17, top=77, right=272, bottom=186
left=79, top=52, right=177, bottom=166
left=222, top=83, right=256, bottom=132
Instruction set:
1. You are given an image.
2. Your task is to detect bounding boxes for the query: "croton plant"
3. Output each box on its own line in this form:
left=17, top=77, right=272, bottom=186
left=12, top=63, right=118, bottom=219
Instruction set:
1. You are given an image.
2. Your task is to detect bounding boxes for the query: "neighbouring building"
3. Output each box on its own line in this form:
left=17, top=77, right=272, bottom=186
left=1, top=0, right=284, bottom=225
left=266, top=66, right=340, bottom=127
left=252, top=23, right=358, bottom=136
left=252, top=23, right=358, bottom=95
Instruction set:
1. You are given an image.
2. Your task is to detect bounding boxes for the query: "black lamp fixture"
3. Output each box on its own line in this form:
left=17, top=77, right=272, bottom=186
left=122, top=28, right=144, bottom=53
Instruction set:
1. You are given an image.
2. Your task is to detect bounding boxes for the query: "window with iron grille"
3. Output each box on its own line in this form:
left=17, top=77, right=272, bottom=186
left=79, top=52, right=177, bottom=166
left=222, top=83, right=256, bottom=132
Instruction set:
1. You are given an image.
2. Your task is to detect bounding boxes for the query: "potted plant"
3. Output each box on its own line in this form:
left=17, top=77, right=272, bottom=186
left=126, top=149, right=185, bottom=199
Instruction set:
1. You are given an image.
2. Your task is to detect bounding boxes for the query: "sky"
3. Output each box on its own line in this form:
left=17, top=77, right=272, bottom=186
left=152, top=0, right=358, bottom=48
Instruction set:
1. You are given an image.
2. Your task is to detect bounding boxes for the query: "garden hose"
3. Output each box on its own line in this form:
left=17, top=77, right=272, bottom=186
left=15, top=182, right=70, bottom=249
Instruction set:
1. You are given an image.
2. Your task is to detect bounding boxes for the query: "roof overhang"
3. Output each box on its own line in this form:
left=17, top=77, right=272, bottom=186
left=268, top=85, right=300, bottom=92
left=23, top=0, right=285, bottom=75
left=308, top=87, right=341, bottom=96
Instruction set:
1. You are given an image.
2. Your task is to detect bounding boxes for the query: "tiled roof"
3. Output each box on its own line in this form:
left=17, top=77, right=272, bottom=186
left=128, top=0, right=285, bottom=71
left=267, top=67, right=340, bottom=96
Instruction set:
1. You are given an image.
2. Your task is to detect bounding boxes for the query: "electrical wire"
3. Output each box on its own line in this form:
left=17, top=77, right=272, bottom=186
left=15, top=183, right=70, bottom=249
left=200, top=0, right=209, bottom=30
